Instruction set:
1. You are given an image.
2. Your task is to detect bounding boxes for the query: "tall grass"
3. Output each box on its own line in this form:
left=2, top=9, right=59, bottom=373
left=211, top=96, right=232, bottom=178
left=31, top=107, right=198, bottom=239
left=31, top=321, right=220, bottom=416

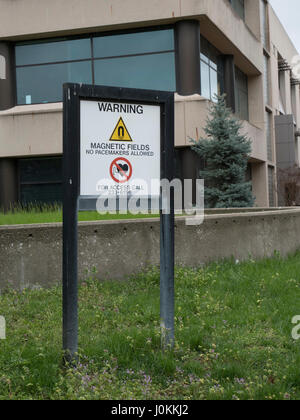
left=0, top=203, right=158, bottom=226
left=1, top=253, right=300, bottom=399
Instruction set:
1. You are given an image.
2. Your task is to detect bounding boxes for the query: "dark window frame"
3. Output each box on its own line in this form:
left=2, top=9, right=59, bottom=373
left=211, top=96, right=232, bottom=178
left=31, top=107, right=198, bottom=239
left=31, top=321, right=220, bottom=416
left=235, top=65, right=249, bottom=121
left=268, top=165, right=275, bottom=207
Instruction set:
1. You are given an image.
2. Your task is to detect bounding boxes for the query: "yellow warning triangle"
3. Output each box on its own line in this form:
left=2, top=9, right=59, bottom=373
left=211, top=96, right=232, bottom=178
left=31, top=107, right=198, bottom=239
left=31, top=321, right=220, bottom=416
left=110, top=117, right=133, bottom=142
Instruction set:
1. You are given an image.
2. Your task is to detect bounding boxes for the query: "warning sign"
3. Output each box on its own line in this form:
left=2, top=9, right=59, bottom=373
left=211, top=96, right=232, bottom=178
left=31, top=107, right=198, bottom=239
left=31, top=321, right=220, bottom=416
left=110, top=117, right=132, bottom=142
left=110, top=157, right=133, bottom=183
left=80, top=100, right=161, bottom=196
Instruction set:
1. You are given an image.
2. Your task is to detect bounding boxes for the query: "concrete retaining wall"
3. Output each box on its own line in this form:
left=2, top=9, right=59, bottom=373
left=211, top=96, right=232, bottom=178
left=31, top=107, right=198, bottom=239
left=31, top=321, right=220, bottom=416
left=1, top=208, right=300, bottom=290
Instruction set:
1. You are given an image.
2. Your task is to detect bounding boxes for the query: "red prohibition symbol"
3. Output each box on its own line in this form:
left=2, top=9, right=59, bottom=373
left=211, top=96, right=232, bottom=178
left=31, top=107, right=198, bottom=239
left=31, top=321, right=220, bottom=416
left=109, top=157, right=133, bottom=183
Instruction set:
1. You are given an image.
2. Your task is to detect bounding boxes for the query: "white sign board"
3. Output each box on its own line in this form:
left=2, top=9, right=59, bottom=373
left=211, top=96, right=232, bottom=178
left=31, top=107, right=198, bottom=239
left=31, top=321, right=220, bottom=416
left=80, top=100, right=161, bottom=197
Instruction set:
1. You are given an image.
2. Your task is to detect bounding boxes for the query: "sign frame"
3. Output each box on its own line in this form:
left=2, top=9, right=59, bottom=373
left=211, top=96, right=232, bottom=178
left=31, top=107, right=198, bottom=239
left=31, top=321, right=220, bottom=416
left=63, top=83, right=174, bottom=362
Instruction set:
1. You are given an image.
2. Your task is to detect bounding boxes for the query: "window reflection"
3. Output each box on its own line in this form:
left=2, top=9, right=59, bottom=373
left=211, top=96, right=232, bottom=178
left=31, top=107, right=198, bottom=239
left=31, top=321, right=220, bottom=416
left=200, top=62, right=210, bottom=99
left=93, top=30, right=174, bottom=58
left=16, top=38, right=92, bottom=66
left=235, top=66, right=249, bottom=121
left=15, top=29, right=175, bottom=104
left=200, top=36, right=223, bottom=101
left=17, top=61, right=92, bottom=104
left=94, top=53, right=175, bottom=92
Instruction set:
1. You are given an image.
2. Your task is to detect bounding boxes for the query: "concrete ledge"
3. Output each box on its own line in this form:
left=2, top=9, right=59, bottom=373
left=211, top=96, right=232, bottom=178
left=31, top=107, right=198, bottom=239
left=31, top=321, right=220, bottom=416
left=0, top=94, right=206, bottom=116
left=174, top=93, right=208, bottom=103
left=0, top=102, right=63, bottom=117
left=1, top=209, right=300, bottom=290
left=204, top=207, right=298, bottom=214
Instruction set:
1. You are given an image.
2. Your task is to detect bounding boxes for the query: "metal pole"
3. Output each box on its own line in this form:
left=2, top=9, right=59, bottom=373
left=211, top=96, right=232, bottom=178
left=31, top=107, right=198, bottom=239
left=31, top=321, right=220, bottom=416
left=62, top=189, right=78, bottom=363
left=160, top=194, right=175, bottom=349
left=62, top=84, right=80, bottom=364
left=160, top=94, right=175, bottom=350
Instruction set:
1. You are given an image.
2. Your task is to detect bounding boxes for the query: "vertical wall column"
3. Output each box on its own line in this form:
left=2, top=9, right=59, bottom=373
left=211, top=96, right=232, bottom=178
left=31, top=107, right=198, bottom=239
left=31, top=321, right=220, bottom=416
left=275, top=115, right=296, bottom=170
left=0, top=42, right=16, bottom=111
left=0, top=159, right=18, bottom=210
left=291, top=84, right=300, bottom=129
left=248, top=75, right=265, bottom=129
left=174, top=21, right=201, bottom=205
left=221, top=55, right=236, bottom=112
left=251, top=161, right=269, bottom=207
left=175, top=20, right=201, bottom=96
left=179, top=147, right=202, bottom=205
left=279, top=69, right=292, bottom=115
left=0, top=42, right=17, bottom=210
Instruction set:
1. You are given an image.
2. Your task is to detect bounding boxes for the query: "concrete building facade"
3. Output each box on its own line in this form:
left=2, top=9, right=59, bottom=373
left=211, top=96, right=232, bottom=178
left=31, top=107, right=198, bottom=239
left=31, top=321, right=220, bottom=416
left=0, top=0, right=299, bottom=209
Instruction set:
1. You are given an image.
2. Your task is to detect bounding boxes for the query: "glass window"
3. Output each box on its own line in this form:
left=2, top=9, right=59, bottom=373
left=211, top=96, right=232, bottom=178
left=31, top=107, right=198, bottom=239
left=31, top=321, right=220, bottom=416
left=94, top=52, right=175, bottom=91
left=263, top=53, right=270, bottom=105
left=238, top=90, right=249, bottom=120
left=228, top=0, right=245, bottom=20
left=19, top=157, right=62, bottom=205
left=0, top=55, right=6, bottom=79
left=93, top=29, right=174, bottom=58
left=200, top=53, right=209, bottom=65
left=265, top=110, right=273, bottom=161
left=260, top=0, right=269, bottom=50
left=268, top=166, right=275, bottom=207
left=15, top=29, right=176, bottom=105
left=20, top=184, right=63, bottom=205
left=19, top=158, right=62, bottom=183
left=200, top=62, right=210, bottom=99
left=210, top=68, right=218, bottom=102
left=200, top=36, right=223, bottom=101
left=15, top=38, right=91, bottom=66
left=235, top=66, right=249, bottom=121
left=17, top=61, right=92, bottom=104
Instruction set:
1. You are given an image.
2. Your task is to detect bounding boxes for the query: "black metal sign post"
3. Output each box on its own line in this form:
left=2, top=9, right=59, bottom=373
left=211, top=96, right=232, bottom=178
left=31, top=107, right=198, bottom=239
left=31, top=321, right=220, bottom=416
left=62, top=84, right=80, bottom=364
left=160, top=98, right=175, bottom=349
left=62, top=83, right=174, bottom=362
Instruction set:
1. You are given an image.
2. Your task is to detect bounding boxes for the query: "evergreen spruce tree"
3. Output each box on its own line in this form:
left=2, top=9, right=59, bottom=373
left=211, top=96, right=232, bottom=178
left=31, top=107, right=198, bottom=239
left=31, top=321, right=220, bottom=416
left=191, top=95, right=254, bottom=208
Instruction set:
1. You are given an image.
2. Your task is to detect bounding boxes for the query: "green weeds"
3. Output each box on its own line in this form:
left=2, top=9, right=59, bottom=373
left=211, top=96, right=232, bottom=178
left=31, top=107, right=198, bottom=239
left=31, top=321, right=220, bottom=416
left=1, top=254, right=300, bottom=400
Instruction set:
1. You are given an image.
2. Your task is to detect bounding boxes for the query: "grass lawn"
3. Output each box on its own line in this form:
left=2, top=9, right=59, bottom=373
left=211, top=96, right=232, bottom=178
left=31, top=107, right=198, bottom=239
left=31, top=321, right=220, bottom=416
left=1, top=253, right=300, bottom=400
left=0, top=206, right=158, bottom=226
